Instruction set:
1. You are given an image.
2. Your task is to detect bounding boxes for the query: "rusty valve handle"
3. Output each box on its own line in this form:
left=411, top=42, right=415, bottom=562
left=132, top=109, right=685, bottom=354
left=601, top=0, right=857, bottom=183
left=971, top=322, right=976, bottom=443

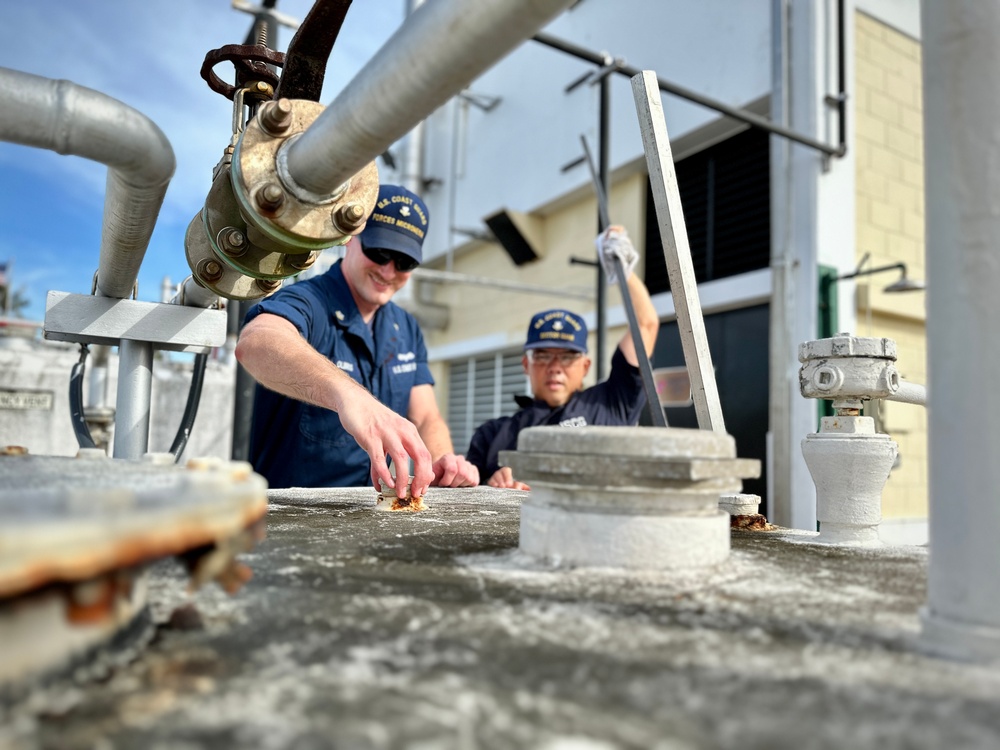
left=201, top=44, right=287, bottom=101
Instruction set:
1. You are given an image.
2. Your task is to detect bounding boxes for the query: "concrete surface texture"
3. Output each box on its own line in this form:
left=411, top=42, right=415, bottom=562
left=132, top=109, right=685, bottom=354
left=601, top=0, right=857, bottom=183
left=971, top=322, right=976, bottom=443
left=3, top=486, right=1000, bottom=749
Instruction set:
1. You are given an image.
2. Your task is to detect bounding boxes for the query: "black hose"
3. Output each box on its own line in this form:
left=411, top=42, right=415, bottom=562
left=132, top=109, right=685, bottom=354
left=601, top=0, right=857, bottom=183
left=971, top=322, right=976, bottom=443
left=169, top=352, right=209, bottom=462
left=69, top=345, right=98, bottom=450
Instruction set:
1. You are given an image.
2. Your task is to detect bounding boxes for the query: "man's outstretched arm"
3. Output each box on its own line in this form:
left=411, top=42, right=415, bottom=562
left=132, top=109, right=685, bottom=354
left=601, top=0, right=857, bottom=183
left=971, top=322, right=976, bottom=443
left=235, top=312, right=433, bottom=498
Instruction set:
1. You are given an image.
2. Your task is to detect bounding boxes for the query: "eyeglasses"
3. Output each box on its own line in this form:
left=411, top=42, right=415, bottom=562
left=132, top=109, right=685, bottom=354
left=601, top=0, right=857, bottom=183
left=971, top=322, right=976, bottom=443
left=527, top=350, right=584, bottom=367
left=361, top=245, right=420, bottom=273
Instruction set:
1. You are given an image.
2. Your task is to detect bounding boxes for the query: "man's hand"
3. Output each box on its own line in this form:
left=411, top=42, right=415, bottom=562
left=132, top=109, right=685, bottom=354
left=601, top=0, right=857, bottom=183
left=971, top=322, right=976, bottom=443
left=336, top=391, right=435, bottom=499
left=430, top=453, right=480, bottom=487
left=487, top=466, right=530, bottom=491
left=596, top=225, right=639, bottom=284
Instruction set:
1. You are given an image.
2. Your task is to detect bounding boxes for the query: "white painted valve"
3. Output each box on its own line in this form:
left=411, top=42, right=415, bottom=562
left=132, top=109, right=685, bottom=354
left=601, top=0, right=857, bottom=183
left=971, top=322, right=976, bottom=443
left=799, top=333, right=901, bottom=546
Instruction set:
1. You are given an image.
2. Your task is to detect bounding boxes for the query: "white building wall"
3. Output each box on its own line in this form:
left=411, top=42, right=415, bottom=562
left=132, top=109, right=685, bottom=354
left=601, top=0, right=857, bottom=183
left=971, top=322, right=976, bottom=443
left=420, top=0, right=773, bottom=258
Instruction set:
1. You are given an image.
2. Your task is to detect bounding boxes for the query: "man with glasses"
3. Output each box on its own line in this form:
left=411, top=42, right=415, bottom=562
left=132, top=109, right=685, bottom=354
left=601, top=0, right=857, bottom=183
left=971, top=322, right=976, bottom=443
left=466, top=226, right=659, bottom=490
left=236, top=184, right=478, bottom=497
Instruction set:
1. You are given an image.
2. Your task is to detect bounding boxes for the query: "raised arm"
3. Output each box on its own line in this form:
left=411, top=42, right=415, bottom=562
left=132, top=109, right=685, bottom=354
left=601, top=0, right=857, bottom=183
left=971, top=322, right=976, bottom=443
left=616, top=271, right=659, bottom=367
left=597, top=225, right=660, bottom=366
left=407, top=384, right=479, bottom=487
left=235, top=312, right=433, bottom=498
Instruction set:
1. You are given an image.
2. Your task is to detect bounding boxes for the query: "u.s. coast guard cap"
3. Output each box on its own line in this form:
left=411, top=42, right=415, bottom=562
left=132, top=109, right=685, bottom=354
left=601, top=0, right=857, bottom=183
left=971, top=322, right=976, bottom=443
left=358, top=184, right=430, bottom=264
left=524, top=309, right=589, bottom=353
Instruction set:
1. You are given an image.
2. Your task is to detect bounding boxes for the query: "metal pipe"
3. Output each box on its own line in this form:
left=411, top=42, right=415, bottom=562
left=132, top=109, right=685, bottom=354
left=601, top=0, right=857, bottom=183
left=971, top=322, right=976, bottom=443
left=885, top=380, right=925, bottom=407
left=0, top=68, right=175, bottom=300
left=171, top=276, right=221, bottom=310
left=920, top=0, right=1000, bottom=662
left=412, top=267, right=594, bottom=301
left=86, top=345, right=112, bottom=409
left=113, top=339, right=153, bottom=459
left=596, top=74, right=609, bottom=381
left=284, top=0, right=574, bottom=195
left=533, top=32, right=845, bottom=159
left=400, top=0, right=427, bottom=196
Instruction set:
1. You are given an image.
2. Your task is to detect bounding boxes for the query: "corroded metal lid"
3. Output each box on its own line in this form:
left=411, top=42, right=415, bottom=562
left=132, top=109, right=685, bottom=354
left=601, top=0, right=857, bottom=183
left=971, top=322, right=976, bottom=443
left=0, top=453, right=268, bottom=599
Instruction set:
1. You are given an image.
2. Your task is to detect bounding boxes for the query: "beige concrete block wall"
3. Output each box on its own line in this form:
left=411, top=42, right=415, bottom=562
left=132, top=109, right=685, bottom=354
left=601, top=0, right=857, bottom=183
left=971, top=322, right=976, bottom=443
left=854, top=11, right=927, bottom=521
left=423, top=171, right=650, bottom=418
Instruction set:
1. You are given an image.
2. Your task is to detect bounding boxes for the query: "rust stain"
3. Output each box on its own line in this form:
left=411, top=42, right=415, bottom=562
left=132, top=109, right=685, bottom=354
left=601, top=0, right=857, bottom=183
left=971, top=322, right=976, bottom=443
left=730, top=513, right=774, bottom=531
left=0, top=499, right=268, bottom=600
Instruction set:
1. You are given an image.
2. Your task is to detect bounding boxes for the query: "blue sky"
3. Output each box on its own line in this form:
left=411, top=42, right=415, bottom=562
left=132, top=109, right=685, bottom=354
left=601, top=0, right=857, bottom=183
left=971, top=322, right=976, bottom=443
left=0, top=0, right=404, bottom=322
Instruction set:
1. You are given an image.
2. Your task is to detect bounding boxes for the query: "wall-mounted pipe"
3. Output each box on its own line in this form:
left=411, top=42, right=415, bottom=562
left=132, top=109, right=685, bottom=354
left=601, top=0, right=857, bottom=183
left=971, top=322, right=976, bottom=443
left=0, top=68, right=175, bottom=300
left=283, top=0, right=575, bottom=196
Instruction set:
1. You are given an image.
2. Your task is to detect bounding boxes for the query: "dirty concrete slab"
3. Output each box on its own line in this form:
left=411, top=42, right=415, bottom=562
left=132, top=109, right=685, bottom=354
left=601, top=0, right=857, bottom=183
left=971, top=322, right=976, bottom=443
left=3, top=485, right=999, bottom=750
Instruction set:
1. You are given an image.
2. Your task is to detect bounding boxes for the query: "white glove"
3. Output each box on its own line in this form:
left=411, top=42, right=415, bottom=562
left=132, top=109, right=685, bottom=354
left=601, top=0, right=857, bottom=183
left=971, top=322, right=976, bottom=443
left=595, top=225, right=639, bottom=284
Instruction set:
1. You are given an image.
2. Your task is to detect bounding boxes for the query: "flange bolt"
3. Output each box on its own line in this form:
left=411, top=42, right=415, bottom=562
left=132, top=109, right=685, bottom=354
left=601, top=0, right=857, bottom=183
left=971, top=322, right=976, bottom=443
left=219, top=228, right=248, bottom=257
left=259, top=98, right=293, bottom=135
left=256, top=278, right=281, bottom=294
left=256, top=182, right=285, bottom=212
left=333, top=202, right=366, bottom=232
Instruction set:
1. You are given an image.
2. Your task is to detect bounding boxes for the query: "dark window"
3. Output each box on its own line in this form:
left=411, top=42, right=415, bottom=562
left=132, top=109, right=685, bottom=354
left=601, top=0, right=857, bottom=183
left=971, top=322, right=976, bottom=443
left=644, top=304, right=771, bottom=508
left=645, top=126, right=771, bottom=294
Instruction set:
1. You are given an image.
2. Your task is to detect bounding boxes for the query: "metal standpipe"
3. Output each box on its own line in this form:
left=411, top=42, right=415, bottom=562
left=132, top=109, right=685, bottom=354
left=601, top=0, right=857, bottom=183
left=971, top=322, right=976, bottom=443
left=921, top=1, right=1000, bottom=662
left=113, top=339, right=154, bottom=459
left=0, top=68, right=175, bottom=299
left=282, top=0, right=575, bottom=196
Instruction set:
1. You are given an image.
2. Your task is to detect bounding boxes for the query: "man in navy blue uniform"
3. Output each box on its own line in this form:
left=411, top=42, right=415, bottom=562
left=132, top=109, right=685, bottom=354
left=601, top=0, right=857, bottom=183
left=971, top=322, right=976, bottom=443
left=235, top=184, right=479, bottom=497
left=466, top=226, right=659, bottom=490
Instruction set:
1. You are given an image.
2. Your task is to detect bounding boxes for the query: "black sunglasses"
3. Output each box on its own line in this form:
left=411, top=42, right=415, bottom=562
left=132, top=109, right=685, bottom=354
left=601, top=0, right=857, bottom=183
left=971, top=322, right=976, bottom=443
left=361, top=245, right=420, bottom=272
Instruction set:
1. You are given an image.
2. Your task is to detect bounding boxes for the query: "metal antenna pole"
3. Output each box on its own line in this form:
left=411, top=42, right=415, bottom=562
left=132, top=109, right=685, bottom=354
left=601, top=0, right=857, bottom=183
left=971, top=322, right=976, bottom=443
left=580, top=135, right=667, bottom=428
left=631, top=71, right=726, bottom=433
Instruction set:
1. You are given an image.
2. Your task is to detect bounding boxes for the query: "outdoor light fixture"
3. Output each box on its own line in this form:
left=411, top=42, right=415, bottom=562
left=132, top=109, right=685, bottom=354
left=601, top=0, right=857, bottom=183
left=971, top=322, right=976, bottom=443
left=834, top=252, right=926, bottom=293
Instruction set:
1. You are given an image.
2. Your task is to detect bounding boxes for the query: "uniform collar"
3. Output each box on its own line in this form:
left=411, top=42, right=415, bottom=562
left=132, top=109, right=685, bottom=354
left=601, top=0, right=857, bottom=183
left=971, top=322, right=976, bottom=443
left=325, top=261, right=402, bottom=362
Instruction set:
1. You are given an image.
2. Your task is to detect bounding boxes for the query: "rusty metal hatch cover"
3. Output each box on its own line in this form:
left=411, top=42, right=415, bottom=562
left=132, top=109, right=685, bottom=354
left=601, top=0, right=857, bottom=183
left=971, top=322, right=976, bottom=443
left=0, top=452, right=268, bottom=599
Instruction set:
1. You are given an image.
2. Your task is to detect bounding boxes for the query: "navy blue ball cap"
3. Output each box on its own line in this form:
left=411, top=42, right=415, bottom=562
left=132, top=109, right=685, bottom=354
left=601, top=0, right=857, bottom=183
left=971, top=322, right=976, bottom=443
left=359, top=184, right=429, bottom=264
left=524, top=309, right=589, bottom=353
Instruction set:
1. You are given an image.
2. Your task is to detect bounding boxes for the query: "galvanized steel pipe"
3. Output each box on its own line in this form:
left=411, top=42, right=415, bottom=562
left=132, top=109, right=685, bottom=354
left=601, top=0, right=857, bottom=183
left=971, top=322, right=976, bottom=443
left=113, top=339, right=153, bottom=460
left=0, top=68, right=175, bottom=299
left=284, top=0, right=574, bottom=196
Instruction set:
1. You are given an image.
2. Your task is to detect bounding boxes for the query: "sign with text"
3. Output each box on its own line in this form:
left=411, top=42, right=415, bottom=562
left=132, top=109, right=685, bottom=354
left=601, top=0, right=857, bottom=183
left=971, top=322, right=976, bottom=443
left=0, top=389, right=54, bottom=411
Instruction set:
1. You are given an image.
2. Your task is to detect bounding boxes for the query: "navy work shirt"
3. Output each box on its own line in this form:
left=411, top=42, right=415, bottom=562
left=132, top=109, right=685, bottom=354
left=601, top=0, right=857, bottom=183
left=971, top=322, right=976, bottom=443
left=466, top=347, right=645, bottom=482
left=245, top=261, right=434, bottom=489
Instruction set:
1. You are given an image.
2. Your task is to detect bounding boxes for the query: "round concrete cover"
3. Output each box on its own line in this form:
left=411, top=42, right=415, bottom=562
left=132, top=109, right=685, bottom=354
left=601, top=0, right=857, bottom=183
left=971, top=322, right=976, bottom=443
left=516, top=425, right=735, bottom=459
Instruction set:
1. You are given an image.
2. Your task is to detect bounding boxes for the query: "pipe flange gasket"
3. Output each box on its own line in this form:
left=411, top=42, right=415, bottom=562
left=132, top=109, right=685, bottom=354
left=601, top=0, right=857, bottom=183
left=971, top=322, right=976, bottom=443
left=184, top=213, right=275, bottom=302
left=232, top=99, right=379, bottom=253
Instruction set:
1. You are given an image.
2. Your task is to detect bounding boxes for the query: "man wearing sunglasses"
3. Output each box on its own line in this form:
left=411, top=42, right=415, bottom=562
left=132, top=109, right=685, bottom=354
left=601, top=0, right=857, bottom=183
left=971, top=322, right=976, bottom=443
left=236, top=184, right=479, bottom=498
left=465, top=226, right=659, bottom=490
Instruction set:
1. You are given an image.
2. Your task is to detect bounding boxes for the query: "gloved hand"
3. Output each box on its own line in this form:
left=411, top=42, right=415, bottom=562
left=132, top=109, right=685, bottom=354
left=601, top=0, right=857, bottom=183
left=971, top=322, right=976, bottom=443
left=595, top=225, right=639, bottom=284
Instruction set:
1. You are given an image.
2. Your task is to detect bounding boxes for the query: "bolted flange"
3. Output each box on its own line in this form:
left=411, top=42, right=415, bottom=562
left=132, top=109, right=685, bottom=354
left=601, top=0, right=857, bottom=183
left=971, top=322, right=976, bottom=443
left=231, top=98, right=379, bottom=254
